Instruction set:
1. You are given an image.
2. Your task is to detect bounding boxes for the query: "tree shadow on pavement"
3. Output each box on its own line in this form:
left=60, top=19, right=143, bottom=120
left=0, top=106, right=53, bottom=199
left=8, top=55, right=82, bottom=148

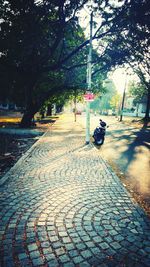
left=38, top=119, right=56, bottom=124
left=102, top=122, right=150, bottom=215
left=106, top=123, right=150, bottom=170
left=119, top=124, right=150, bottom=169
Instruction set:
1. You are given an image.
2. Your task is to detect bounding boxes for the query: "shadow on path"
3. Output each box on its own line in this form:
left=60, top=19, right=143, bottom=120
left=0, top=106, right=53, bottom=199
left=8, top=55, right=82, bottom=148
left=106, top=123, right=150, bottom=170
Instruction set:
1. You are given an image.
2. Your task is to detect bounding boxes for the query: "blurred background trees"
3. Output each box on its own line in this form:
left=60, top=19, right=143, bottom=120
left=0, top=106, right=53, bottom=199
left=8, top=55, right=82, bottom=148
left=0, top=0, right=149, bottom=126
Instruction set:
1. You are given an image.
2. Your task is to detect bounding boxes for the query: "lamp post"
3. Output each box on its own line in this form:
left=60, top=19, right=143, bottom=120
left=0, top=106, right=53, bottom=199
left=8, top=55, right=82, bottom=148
left=119, top=73, right=128, bottom=122
left=86, top=12, right=93, bottom=144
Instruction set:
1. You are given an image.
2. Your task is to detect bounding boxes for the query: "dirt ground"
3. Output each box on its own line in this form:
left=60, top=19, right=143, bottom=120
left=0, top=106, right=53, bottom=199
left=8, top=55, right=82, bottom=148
left=107, top=159, right=150, bottom=217
left=0, top=114, right=56, bottom=180
left=0, top=133, right=36, bottom=178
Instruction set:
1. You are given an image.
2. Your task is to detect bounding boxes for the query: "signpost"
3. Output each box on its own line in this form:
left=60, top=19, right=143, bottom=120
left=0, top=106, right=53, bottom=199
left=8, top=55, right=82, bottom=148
left=85, top=92, right=95, bottom=144
left=85, top=12, right=93, bottom=144
left=84, top=93, right=95, bottom=101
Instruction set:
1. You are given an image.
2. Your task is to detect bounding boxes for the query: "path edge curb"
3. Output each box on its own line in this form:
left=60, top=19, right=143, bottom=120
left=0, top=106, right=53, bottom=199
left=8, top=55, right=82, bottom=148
left=0, top=119, right=58, bottom=186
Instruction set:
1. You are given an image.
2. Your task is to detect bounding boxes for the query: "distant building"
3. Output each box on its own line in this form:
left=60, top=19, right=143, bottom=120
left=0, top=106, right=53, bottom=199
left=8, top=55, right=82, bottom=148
left=0, top=101, right=22, bottom=111
left=123, top=94, right=147, bottom=117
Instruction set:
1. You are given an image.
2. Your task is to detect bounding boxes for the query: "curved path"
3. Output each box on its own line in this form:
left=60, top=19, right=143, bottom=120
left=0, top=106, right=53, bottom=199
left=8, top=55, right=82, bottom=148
left=0, top=114, right=150, bottom=267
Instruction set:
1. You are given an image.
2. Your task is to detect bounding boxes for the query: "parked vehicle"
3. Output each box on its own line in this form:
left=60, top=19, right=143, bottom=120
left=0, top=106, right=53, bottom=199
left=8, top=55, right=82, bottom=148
left=76, top=110, right=82, bottom=115
left=93, top=119, right=107, bottom=145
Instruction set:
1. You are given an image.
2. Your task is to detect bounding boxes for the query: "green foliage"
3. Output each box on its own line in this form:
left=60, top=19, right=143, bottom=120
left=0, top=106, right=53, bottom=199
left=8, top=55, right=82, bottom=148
left=110, top=93, right=120, bottom=111
left=0, top=1, right=88, bottom=105
left=128, top=81, right=146, bottom=104
left=1, top=0, right=150, bottom=125
left=90, top=97, right=101, bottom=111
left=90, top=79, right=116, bottom=111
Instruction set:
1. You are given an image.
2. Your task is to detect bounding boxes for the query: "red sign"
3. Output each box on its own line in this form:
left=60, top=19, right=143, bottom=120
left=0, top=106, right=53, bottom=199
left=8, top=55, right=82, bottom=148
left=84, top=93, right=95, bottom=101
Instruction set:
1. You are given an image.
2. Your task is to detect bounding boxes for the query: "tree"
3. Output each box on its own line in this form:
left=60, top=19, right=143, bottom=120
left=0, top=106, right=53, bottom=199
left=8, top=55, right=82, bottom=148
left=129, top=81, right=146, bottom=103
left=110, top=93, right=121, bottom=114
left=98, top=79, right=116, bottom=114
left=127, top=0, right=150, bottom=120
left=101, top=0, right=150, bottom=119
left=128, top=80, right=147, bottom=116
left=0, top=0, right=89, bottom=126
left=1, top=0, right=149, bottom=126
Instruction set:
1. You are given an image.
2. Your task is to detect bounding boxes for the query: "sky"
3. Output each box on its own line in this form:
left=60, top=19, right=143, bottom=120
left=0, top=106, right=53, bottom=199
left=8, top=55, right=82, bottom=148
left=78, top=4, right=139, bottom=95
left=111, top=69, right=128, bottom=94
left=110, top=68, right=139, bottom=94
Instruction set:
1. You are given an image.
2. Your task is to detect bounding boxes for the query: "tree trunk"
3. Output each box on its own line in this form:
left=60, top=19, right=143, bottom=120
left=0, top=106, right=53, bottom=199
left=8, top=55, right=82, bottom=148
left=46, top=104, right=52, bottom=116
left=136, top=103, right=139, bottom=117
left=20, top=104, right=39, bottom=128
left=144, top=88, right=150, bottom=120
left=73, top=88, right=77, bottom=122
left=20, top=108, right=37, bottom=128
left=119, top=88, right=126, bottom=122
left=40, top=111, right=45, bottom=119
left=56, top=105, right=63, bottom=113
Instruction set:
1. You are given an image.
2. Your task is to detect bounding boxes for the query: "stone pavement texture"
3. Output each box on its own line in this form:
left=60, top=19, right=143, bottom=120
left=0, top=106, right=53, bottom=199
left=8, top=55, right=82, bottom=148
left=0, top=114, right=150, bottom=267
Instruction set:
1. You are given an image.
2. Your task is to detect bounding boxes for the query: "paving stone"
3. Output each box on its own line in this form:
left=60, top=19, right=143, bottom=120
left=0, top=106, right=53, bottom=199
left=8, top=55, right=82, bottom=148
left=52, top=241, right=63, bottom=249
left=0, top=114, right=150, bottom=267
left=105, top=247, right=116, bottom=257
left=72, top=237, right=82, bottom=244
left=59, top=254, right=71, bottom=263
left=144, top=258, right=150, bottom=267
left=114, top=234, right=124, bottom=242
left=85, top=241, right=95, bottom=248
left=18, top=253, right=28, bottom=260
left=128, top=244, right=139, bottom=252
left=79, top=261, right=91, bottom=267
left=65, top=243, right=76, bottom=251
left=93, top=236, right=103, bottom=243
left=68, top=249, right=79, bottom=257
left=90, top=247, right=101, bottom=255
left=63, top=263, right=75, bottom=267
left=30, top=250, right=41, bottom=259
left=104, top=236, right=113, bottom=243
left=40, top=241, right=51, bottom=248
left=55, top=247, right=66, bottom=256
left=28, top=243, right=38, bottom=252
left=76, top=243, right=86, bottom=250
left=88, top=255, right=105, bottom=266
left=103, top=224, right=113, bottom=230
left=13, top=244, right=25, bottom=254
left=44, top=252, right=56, bottom=261
left=47, top=259, right=59, bottom=267
left=108, top=229, right=118, bottom=236
left=72, top=255, right=84, bottom=264
left=58, top=231, right=68, bottom=238
left=87, top=231, right=97, bottom=237
left=81, top=236, right=91, bottom=242
left=110, top=241, right=122, bottom=250
left=19, top=259, right=32, bottom=267
left=3, top=258, right=15, bottom=267
left=99, top=242, right=110, bottom=250
left=145, top=247, right=150, bottom=253
left=80, top=249, right=93, bottom=259
left=32, top=257, right=45, bottom=266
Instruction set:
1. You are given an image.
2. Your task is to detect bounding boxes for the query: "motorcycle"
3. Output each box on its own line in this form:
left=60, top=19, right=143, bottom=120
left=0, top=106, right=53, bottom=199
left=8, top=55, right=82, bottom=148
left=93, top=120, right=107, bottom=145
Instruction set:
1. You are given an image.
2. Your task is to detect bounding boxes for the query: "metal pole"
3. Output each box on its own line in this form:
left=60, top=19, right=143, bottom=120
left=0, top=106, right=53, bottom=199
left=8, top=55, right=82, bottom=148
left=120, top=73, right=127, bottom=122
left=86, top=12, right=93, bottom=144
left=74, top=89, right=77, bottom=122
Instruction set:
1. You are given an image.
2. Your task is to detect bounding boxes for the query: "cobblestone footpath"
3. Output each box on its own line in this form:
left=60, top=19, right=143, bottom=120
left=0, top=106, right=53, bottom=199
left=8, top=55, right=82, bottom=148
left=0, top=114, right=150, bottom=267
